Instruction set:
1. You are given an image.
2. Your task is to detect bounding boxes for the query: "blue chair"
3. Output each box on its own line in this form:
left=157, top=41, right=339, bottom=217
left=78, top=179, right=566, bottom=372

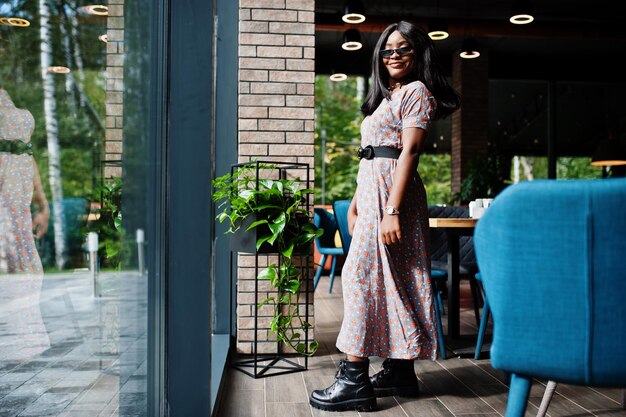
left=313, top=207, right=344, bottom=293
left=332, top=200, right=352, bottom=254
left=474, top=178, right=626, bottom=417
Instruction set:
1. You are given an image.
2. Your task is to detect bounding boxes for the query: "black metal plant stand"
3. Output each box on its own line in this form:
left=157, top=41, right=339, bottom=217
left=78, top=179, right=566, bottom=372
left=228, top=161, right=313, bottom=378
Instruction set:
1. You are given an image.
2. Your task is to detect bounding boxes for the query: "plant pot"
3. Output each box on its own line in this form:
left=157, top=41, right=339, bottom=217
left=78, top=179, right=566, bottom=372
left=229, top=215, right=276, bottom=254
left=229, top=213, right=314, bottom=255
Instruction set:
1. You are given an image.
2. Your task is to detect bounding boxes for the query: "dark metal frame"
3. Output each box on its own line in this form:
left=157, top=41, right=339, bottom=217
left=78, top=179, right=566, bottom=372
left=228, top=160, right=313, bottom=378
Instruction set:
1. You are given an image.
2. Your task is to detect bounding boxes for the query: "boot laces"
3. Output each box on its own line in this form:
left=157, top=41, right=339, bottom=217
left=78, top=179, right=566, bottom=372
left=335, top=360, right=346, bottom=379
left=381, top=358, right=393, bottom=374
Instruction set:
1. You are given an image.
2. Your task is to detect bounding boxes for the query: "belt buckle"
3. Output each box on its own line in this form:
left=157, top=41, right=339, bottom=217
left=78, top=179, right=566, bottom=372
left=357, top=145, right=374, bottom=160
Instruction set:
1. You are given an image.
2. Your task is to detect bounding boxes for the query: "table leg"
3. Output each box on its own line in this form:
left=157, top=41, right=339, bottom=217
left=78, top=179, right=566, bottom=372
left=447, top=233, right=460, bottom=338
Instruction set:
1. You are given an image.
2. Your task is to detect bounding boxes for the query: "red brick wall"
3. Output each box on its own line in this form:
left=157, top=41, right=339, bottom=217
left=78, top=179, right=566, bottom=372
left=237, top=0, right=316, bottom=354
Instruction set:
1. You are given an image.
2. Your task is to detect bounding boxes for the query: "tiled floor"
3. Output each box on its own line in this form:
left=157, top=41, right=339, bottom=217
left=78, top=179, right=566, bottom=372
left=0, top=271, right=147, bottom=417
left=216, top=274, right=626, bottom=417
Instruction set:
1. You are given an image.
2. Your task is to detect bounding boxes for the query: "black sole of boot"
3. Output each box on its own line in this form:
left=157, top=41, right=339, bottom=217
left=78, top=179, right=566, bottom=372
left=309, top=397, right=377, bottom=412
left=373, top=386, right=419, bottom=398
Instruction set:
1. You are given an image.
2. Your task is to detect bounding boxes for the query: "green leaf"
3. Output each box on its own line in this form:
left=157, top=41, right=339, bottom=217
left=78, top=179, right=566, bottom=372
left=285, top=279, right=300, bottom=294
left=268, top=212, right=287, bottom=235
left=295, top=343, right=306, bottom=354
left=255, top=235, right=273, bottom=251
left=246, top=219, right=268, bottom=231
left=258, top=297, right=275, bottom=309
left=270, top=314, right=281, bottom=333
left=257, top=265, right=277, bottom=281
left=281, top=243, right=294, bottom=258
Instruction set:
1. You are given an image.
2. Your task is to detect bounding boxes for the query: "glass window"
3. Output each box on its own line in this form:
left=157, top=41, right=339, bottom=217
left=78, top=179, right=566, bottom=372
left=1, top=2, right=160, bottom=415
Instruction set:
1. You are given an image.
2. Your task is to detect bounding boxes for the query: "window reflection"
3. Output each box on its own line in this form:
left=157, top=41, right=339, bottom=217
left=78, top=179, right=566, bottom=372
left=1, top=1, right=150, bottom=415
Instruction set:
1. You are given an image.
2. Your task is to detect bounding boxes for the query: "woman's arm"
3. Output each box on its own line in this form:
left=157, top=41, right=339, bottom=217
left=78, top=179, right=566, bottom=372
left=31, top=157, right=50, bottom=239
left=380, top=127, right=426, bottom=245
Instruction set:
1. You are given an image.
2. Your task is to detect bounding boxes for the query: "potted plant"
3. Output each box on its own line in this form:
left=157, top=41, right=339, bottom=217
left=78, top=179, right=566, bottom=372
left=212, top=162, right=322, bottom=356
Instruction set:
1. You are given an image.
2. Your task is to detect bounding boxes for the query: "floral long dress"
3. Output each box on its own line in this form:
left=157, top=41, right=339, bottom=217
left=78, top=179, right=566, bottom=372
left=0, top=89, right=41, bottom=273
left=335, top=81, right=439, bottom=360
left=0, top=89, right=49, bottom=361
left=0, top=89, right=43, bottom=273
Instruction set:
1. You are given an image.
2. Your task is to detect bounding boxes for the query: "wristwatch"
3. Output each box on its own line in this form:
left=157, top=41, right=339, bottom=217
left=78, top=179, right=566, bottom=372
left=384, top=206, right=400, bottom=215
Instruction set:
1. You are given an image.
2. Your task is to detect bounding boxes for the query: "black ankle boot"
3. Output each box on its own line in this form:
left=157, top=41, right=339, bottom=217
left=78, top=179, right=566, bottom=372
left=309, top=359, right=377, bottom=412
left=369, top=358, right=419, bottom=398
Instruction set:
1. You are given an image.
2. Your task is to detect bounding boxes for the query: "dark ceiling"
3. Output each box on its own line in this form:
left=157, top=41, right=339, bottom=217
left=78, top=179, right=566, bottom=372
left=315, top=0, right=626, bottom=80
left=314, top=1, right=626, bottom=157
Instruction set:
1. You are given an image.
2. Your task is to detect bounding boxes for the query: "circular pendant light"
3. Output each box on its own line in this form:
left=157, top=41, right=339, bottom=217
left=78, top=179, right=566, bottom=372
left=80, top=5, right=109, bottom=16
left=510, top=0, right=534, bottom=24
left=460, top=38, right=480, bottom=59
left=330, top=72, right=348, bottom=82
left=342, top=0, right=366, bottom=24
left=591, top=138, right=626, bottom=166
left=47, top=66, right=71, bottom=74
left=428, top=18, right=449, bottom=41
left=0, top=17, right=31, bottom=27
left=342, top=28, right=362, bottom=51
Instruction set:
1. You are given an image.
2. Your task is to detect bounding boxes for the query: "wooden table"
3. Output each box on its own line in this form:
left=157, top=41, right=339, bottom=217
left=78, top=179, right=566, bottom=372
left=429, top=218, right=478, bottom=342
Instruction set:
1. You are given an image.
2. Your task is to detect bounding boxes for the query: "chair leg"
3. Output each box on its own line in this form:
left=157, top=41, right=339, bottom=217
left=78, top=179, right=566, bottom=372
left=328, top=255, right=338, bottom=293
left=433, top=285, right=447, bottom=359
left=506, top=373, right=533, bottom=417
left=433, top=280, right=445, bottom=315
left=536, top=380, right=558, bottom=417
left=474, top=297, right=490, bottom=360
left=470, top=277, right=483, bottom=327
left=314, top=254, right=327, bottom=291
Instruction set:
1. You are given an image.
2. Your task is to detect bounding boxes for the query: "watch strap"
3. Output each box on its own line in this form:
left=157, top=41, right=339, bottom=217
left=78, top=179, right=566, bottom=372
left=384, top=206, right=400, bottom=215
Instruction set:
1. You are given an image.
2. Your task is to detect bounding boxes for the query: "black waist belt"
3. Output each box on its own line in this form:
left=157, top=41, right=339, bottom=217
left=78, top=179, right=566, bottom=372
left=0, top=139, right=33, bottom=156
left=357, top=145, right=401, bottom=160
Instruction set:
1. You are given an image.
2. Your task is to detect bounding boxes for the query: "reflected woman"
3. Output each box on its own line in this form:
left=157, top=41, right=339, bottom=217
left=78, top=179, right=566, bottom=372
left=0, top=87, right=51, bottom=360
left=0, top=87, right=48, bottom=272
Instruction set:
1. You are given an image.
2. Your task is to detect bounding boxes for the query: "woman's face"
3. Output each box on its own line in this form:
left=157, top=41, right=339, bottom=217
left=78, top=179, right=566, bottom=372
left=381, top=30, right=414, bottom=82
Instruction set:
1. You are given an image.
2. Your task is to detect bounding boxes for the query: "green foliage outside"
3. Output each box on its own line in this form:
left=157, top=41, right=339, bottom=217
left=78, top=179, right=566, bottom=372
left=84, top=177, right=124, bottom=269
left=557, top=157, right=601, bottom=179
left=314, top=76, right=361, bottom=204
left=419, top=153, right=452, bottom=205
left=314, top=75, right=454, bottom=206
left=1, top=1, right=108, bottom=270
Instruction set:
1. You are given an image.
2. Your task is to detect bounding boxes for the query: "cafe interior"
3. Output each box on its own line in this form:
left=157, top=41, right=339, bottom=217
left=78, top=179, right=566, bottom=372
left=219, top=1, right=626, bottom=416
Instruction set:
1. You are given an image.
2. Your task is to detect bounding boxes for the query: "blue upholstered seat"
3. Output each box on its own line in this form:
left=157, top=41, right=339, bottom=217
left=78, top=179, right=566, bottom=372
left=332, top=200, right=352, bottom=255
left=474, top=178, right=626, bottom=417
left=313, top=207, right=344, bottom=293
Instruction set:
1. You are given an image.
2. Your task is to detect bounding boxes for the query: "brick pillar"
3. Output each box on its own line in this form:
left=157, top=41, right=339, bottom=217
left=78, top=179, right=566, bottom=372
left=103, top=0, right=124, bottom=179
left=451, top=51, right=489, bottom=199
left=237, top=0, right=316, bottom=354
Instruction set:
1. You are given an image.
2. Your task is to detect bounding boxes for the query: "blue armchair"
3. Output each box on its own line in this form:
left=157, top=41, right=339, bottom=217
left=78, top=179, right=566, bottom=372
left=474, top=178, right=626, bottom=417
left=313, top=207, right=344, bottom=293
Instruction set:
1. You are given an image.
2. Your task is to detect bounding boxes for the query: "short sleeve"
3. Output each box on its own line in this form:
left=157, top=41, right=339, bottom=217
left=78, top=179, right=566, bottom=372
left=400, top=81, right=436, bottom=130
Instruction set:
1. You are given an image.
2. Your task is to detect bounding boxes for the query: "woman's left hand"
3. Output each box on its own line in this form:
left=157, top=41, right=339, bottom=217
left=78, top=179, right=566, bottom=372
left=380, top=214, right=402, bottom=245
left=32, top=210, right=50, bottom=239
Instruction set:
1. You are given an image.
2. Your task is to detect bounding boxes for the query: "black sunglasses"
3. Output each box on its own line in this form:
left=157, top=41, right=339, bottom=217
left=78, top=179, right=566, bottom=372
left=379, top=46, right=412, bottom=58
